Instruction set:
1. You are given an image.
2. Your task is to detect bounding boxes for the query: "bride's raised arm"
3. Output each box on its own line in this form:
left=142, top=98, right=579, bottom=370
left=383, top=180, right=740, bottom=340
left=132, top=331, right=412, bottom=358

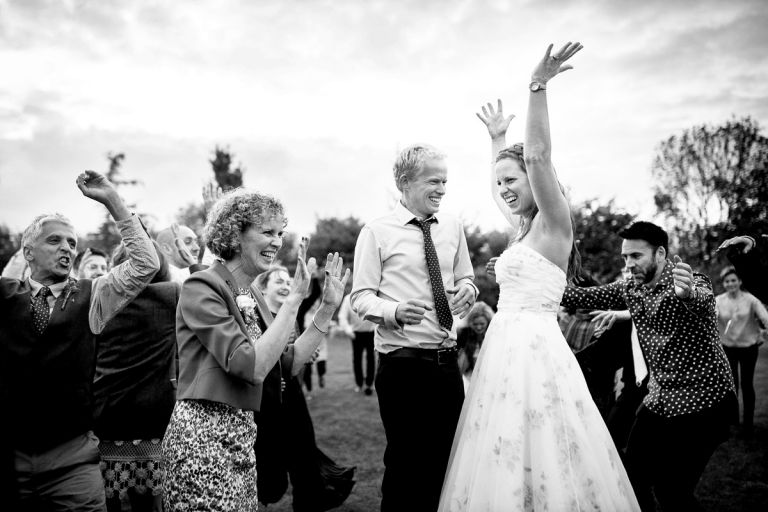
left=524, top=42, right=582, bottom=238
left=476, top=99, right=516, bottom=226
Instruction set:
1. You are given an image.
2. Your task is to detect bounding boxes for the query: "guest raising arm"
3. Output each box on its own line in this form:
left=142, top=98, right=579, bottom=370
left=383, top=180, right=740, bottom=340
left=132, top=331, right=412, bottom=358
left=1, top=169, right=158, bottom=511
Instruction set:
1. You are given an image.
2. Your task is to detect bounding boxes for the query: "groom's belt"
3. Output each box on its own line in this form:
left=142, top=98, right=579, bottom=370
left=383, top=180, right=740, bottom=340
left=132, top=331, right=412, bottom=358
left=380, top=347, right=458, bottom=366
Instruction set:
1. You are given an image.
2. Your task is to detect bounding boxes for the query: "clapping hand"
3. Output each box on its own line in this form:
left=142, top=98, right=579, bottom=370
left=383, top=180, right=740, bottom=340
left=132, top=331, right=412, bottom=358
left=170, top=223, right=197, bottom=266
left=671, top=255, right=694, bottom=299
left=290, top=237, right=318, bottom=301
left=476, top=99, right=515, bottom=140
left=531, top=41, right=583, bottom=85
left=320, top=252, right=351, bottom=309
left=202, top=180, right=223, bottom=213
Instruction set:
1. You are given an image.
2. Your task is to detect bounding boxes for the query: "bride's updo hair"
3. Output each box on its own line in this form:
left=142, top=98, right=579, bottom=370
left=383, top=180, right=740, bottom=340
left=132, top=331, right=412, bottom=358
left=496, top=143, right=582, bottom=283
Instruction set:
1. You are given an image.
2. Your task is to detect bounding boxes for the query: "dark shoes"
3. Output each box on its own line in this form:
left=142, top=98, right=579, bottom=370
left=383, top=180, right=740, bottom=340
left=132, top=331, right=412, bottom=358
left=364, top=387, right=373, bottom=396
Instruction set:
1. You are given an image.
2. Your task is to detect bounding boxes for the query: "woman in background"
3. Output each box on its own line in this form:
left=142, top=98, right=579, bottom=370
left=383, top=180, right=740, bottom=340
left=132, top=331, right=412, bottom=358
left=255, top=267, right=356, bottom=511
left=716, top=265, right=768, bottom=435
left=456, top=301, right=494, bottom=383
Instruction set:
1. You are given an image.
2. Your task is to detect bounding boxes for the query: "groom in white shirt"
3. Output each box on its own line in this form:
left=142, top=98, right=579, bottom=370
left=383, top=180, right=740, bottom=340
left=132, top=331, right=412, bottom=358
left=351, top=144, right=477, bottom=512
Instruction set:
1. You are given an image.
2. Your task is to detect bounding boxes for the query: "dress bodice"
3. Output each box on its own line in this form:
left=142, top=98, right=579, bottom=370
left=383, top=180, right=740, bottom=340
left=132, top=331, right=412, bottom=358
left=495, top=244, right=566, bottom=314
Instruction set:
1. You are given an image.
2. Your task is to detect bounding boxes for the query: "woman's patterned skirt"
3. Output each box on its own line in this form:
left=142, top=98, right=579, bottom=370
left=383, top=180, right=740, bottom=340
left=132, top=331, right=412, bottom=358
left=162, top=399, right=258, bottom=511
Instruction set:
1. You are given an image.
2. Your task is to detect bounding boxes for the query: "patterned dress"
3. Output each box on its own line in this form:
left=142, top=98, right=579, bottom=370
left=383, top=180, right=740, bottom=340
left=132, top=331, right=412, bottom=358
left=162, top=293, right=262, bottom=511
left=438, top=244, right=640, bottom=511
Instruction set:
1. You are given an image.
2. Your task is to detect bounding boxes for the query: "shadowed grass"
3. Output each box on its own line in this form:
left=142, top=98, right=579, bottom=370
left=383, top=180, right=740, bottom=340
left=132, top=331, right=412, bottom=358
left=263, top=331, right=384, bottom=511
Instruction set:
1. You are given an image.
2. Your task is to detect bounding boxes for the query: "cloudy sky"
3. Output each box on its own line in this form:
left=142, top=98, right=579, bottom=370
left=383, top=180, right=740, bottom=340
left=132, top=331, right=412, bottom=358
left=1, top=0, right=767, bottom=239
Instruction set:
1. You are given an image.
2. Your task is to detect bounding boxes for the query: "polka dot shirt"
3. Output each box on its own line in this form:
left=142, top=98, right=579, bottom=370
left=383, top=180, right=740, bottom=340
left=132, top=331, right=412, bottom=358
left=562, top=261, right=735, bottom=418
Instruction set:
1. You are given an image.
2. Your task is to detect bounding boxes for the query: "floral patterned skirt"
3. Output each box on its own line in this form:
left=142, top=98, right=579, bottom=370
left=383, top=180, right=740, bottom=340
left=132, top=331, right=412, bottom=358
left=162, top=399, right=258, bottom=511
left=439, top=310, right=640, bottom=511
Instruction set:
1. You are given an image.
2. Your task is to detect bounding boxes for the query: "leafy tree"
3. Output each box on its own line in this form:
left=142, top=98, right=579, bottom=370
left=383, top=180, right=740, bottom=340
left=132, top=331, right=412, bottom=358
left=306, top=216, right=364, bottom=270
left=210, top=145, right=244, bottom=191
left=274, top=232, right=299, bottom=273
left=651, top=116, right=768, bottom=273
left=176, top=145, right=246, bottom=238
left=464, top=225, right=509, bottom=267
left=572, top=199, right=635, bottom=284
left=175, top=203, right=208, bottom=240
left=464, top=224, right=509, bottom=310
left=88, top=152, right=142, bottom=254
left=0, top=224, right=19, bottom=273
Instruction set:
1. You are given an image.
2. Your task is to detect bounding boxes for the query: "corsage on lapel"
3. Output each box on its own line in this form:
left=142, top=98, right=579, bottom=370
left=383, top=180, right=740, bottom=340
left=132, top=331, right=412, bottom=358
left=235, top=293, right=257, bottom=325
left=61, top=277, right=81, bottom=310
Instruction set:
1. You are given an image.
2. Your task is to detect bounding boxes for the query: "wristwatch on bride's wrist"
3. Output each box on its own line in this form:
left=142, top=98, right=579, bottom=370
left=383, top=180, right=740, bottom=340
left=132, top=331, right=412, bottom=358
left=529, top=80, right=547, bottom=92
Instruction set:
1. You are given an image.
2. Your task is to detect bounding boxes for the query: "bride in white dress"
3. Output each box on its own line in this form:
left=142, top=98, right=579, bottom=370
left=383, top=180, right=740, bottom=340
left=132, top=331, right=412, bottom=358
left=437, top=43, right=640, bottom=511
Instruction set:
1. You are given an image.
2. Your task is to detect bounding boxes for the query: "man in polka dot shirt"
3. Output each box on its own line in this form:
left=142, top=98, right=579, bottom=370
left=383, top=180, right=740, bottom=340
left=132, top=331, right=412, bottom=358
left=561, top=221, right=735, bottom=512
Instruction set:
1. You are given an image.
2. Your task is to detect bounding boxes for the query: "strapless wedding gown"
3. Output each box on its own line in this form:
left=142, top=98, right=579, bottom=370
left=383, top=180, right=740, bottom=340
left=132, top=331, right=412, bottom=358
left=438, top=244, right=640, bottom=511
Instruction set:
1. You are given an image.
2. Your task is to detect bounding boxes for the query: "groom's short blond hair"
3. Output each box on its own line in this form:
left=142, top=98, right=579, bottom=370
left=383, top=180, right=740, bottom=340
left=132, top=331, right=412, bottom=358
left=393, top=144, right=446, bottom=192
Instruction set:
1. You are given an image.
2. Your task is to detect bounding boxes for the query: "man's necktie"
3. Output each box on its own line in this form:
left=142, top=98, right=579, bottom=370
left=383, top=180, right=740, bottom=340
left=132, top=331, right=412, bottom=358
left=32, top=286, right=52, bottom=336
left=412, top=218, right=453, bottom=331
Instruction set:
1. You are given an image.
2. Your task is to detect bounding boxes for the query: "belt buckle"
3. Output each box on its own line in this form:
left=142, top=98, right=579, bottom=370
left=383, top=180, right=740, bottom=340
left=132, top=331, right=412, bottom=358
left=437, top=348, right=455, bottom=366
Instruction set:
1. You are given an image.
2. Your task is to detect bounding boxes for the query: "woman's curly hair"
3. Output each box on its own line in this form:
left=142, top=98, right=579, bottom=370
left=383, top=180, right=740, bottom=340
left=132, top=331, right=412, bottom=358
left=203, top=189, right=287, bottom=261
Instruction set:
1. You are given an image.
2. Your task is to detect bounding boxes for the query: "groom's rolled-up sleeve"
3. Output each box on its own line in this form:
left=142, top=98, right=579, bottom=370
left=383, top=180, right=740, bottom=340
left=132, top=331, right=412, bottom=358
left=453, top=222, right=478, bottom=298
left=350, top=226, right=401, bottom=330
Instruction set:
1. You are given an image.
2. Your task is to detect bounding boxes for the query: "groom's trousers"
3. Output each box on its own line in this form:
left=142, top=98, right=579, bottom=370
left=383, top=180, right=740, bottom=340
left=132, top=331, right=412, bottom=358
left=375, top=348, right=464, bottom=512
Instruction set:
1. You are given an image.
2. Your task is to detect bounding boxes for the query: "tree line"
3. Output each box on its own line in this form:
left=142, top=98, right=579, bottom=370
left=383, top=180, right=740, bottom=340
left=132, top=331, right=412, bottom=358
left=2, top=117, right=766, bottom=302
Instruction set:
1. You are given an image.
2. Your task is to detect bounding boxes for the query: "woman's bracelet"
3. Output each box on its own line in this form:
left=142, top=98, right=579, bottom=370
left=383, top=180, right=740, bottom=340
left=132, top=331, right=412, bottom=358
left=312, top=315, right=329, bottom=334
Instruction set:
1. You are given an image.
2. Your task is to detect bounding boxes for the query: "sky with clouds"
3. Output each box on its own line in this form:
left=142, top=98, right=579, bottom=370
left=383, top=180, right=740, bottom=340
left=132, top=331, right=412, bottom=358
left=1, top=0, right=767, bottom=240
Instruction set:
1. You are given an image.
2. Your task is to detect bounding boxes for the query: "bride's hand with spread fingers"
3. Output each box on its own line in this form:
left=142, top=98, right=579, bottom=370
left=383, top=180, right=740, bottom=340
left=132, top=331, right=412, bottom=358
left=476, top=99, right=515, bottom=141
left=531, top=41, right=583, bottom=85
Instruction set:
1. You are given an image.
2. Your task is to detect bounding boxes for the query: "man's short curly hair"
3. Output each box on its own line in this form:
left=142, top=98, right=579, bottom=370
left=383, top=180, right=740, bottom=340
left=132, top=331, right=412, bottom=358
left=203, top=189, right=287, bottom=261
left=393, top=144, right=446, bottom=191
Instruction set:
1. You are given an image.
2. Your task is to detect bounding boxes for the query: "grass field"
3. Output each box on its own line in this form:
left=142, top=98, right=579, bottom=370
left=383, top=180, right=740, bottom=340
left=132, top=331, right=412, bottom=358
left=263, top=331, right=768, bottom=512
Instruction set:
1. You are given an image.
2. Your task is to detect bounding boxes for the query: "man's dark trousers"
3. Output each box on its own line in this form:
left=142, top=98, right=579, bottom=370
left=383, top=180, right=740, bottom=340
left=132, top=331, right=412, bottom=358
left=375, top=349, right=464, bottom=512
left=352, top=331, right=376, bottom=389
left=624, top=397, right=732, bottom=511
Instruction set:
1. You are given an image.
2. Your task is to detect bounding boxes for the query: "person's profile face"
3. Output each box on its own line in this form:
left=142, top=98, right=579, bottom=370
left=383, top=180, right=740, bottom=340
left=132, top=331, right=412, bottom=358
left=401, top=158, right=448, bottom=218
left=176, top=226, right=200, bottom=263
